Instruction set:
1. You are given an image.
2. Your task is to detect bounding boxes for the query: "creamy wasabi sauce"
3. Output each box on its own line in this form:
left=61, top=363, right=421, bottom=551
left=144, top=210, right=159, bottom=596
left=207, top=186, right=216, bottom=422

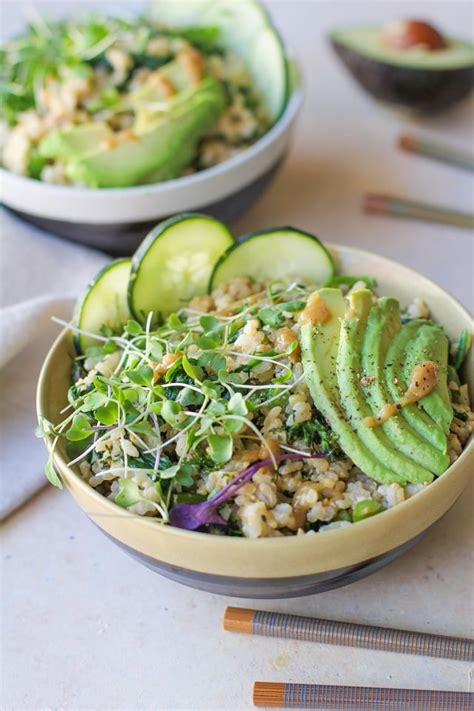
left=364, top=360, right=439, bottom=427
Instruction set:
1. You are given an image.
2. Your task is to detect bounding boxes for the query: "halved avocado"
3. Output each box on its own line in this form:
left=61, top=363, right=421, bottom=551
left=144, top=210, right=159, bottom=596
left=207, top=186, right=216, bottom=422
left=330, top=21, right=474, bottom=112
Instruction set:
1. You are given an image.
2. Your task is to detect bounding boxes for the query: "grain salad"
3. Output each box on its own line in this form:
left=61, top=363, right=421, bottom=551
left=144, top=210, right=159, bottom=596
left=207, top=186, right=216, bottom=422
left=1, top=14, right=270, bottom=187
left=40, top=276, right=473, bottom=538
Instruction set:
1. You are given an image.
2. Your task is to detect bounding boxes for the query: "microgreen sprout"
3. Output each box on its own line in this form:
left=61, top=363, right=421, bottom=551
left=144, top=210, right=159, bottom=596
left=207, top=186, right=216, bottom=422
left=40, top=276, right=327, bottom=533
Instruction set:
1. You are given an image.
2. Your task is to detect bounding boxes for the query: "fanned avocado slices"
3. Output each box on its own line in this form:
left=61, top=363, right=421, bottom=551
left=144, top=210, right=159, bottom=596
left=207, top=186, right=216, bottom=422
left=66, top=78, right=228, bottom=188
left=300, top=288, right=407, bottom=485
left=301, top=288, right=452, bottom=486
left=337, top=290, right=433, bottom=484
left=385, top=321, right=448, bottom=451
left=362, top=298, right=449, bottom=475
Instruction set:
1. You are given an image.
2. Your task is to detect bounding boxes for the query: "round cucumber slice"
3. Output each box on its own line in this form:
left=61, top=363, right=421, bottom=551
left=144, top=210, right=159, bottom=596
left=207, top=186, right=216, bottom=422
left=209, top=228, right=335, bottom=290
left=73, top=258, right=132, bottom=354
left=128, top=214, right=234, bottom=323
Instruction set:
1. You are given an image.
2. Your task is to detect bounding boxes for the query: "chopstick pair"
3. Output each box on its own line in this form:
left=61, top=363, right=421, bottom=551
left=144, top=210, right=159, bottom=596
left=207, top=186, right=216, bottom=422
left=363, top=134, right=474, bottom=231
left=224, top=607, right=474, bottom=710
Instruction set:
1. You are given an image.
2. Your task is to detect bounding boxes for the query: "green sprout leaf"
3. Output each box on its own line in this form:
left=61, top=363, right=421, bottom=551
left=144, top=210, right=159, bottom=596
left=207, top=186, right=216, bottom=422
left=167, top=313, right=183, bottom=329
left=81, top=391, right=108, bottom=412
left=281, top=300, right=306, bottom=313
left=127, top=366, right=154, bottom=386
left=125, top=319, right=142, bottom=336
left=175, top=463, right=194, bottom=487
left=66, top=414, right=94, bottom=441
left=228, top=392, right=248, bottom=417
left=159, top=464, right=180, bottom=480
left=208, top=433, right=233, bottom=464
left=36, top=416, right=55, bottom=439
left=182, top=354, right=204, bottom=382
left=128, top=421, right=156, bottom=437
left=149, top=340, right=164, bottom=361
left=196, top=335, right=220, bottom=349
left=103, top=339, right=117, bottom=354
left=207, top=401, right=226, bottom=417
left=199, top=315, right=222, bottom=334
left=44, top=454, right=62, bottom=489
left=180, top=388, right=205, bottom=407
left=161, top=400, right=182, bottom=426
left=257, top=307, right=285, bottom=328
left=94, top=401, right=119, bottom=425
left=198, top=352, right=226, bottom=373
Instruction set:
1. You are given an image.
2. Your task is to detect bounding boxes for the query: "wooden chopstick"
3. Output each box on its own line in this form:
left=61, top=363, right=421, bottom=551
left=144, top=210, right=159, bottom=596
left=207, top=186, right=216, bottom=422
left=224, top=607, right=474, bottom=662
left=363, top=193, right=474, bottom=230
left=398, top=133, right=474, bottom=172
left=253, top=682, right=473, bottom=709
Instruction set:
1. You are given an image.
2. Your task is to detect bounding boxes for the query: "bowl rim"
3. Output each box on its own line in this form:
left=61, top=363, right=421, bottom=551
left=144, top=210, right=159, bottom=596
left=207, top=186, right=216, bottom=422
left=36, top=242, right=474, bottom=551
left=0, top=80, right=304, bottom=198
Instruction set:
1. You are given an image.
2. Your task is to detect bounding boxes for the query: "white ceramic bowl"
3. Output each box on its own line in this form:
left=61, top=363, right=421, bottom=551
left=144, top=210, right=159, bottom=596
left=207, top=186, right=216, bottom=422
left=1, top=80, right=303, bottom=255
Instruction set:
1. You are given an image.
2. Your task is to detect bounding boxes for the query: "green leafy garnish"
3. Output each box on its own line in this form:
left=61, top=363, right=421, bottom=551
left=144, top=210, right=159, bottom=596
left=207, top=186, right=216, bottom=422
left=66, top=414, right=94, bottom=441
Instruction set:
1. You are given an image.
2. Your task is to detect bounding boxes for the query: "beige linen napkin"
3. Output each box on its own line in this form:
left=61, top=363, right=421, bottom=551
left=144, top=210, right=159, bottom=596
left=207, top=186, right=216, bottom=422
left=0, top=209, right=109, bottom=518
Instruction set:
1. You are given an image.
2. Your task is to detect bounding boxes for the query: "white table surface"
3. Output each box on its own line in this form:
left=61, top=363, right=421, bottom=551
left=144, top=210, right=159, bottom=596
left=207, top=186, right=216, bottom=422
left=2, top=2, right=474, bottom=710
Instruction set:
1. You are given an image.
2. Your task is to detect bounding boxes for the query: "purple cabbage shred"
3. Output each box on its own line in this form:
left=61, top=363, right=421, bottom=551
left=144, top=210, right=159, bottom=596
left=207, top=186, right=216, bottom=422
left=169, top=452, right=323, bottom=531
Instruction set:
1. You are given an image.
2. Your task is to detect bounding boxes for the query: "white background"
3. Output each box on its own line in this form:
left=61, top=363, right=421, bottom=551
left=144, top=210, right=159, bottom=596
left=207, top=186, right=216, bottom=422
left=2, top=1, right=474, bottom=709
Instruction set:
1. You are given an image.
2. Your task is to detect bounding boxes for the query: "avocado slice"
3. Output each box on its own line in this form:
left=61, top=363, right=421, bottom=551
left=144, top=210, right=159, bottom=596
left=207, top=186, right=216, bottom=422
left=330, top=24, right=474, bottom=112
left=385, top=320, right=447, bottom=451
left=337, top=290, right=432, bottom=484
left=402, top=324, right=453, bottom=435
left=300, top=288, right=407, bottom=485
left=38, top=123, right=113, bottom=161
left=67, top=78, right=228, bottom=188
left=362, top=298, right=449, bottom=475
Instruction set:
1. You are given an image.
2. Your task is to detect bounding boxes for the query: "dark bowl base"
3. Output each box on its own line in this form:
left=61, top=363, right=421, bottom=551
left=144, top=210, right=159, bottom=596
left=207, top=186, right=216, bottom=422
left=6, top=159, right=284, bottom=256
left=100, top=523, right=436, bottom=599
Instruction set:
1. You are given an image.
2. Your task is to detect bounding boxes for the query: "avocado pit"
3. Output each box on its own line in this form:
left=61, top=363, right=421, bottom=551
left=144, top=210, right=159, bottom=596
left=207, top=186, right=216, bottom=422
left=381, top=19, right=446, bottom=52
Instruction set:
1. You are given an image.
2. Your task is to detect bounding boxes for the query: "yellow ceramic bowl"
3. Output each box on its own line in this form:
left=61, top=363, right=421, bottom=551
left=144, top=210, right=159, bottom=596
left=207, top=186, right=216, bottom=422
left=37, top=245, right=473, bottom=598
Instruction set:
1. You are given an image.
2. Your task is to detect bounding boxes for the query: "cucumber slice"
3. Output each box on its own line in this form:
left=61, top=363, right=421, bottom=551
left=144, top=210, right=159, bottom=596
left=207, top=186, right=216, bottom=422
left=210, top=228, right=335, bottom=289
left=248, top=26, right=288, bottom=123
left=128, top=214, right=234, bottom=323
left=200, top=0, right=270, bottom=54
left=149, top=0, right=288, bottom=123
left=74, top=258, right=132, bottom=354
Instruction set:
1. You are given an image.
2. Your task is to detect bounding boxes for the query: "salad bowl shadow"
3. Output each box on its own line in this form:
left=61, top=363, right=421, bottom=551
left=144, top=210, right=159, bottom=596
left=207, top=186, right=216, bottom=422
left=1, top=76, right=303, bottom=257
left=36, top=245, right=473, bottom=598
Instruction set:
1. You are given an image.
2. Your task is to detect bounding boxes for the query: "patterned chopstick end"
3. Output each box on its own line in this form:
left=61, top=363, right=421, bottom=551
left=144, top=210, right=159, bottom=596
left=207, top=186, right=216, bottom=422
left=224, top=607, right=473, bottom=662
left=224, top=607, right=254, bottom=634
left=253, top=682, right=474, bottom=710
